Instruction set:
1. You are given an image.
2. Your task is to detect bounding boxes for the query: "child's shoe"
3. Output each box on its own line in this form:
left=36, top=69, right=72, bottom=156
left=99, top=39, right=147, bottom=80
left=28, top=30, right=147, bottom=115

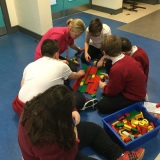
left=80, top=98, right=98, bottom=110
left=118, top=148, right=145, bottom=160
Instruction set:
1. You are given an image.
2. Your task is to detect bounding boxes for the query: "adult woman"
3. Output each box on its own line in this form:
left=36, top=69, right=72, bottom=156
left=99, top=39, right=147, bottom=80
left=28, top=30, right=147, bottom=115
left=18, top=85, right=145, bottom=160
left=34, top=18, right=86, bottom=71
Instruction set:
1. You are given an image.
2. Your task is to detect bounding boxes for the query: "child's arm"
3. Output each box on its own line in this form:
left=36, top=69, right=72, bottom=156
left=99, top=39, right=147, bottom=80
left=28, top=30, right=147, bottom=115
left=68, top=70, right=85, bottom=79
left=84, top=37, right=91, bottom=62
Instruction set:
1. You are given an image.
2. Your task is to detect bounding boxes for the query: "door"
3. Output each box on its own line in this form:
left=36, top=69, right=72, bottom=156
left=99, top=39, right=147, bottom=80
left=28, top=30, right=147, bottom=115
left=0, top=5, right=7, bottom=36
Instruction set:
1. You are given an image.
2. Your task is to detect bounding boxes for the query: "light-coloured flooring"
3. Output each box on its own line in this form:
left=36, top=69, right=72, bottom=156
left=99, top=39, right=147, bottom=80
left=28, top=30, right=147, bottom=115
left=84, top=3, right=160, bottom=23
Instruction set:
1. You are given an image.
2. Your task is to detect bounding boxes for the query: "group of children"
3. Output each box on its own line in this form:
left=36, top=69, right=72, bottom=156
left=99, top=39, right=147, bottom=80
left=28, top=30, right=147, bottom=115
left=12, top=17, right=149, bottom=160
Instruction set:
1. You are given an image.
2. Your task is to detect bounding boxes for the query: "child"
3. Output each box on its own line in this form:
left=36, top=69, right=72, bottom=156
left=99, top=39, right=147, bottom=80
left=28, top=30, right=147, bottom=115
left=81, top=18, right=112, bottom=73
left=121, top=37, right=149, bottom=82
left=96, top=35, right=147, bottom=114
left=18, top=84, right=145, bottom=160
left=12, top=39, right=86, bottom=120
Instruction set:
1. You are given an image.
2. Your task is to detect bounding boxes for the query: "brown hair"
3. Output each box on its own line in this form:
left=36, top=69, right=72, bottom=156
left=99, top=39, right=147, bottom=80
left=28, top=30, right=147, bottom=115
left=101, top=35, right=122, bottom=57
left=89, top=18, right=103, bottom=34
left=121, top=37, right=132, bottom=52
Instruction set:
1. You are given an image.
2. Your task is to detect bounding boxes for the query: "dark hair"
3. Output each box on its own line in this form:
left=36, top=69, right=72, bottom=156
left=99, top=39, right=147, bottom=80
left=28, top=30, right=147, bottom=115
left=101, top=35, right=122, bottom=57
left=89, top=18, right=103, bottom=34
left=21, top=85, right=76, bottom=149
left=41, top=39, right=59, bottom=57
left=121, top=37, right=132, bottom=52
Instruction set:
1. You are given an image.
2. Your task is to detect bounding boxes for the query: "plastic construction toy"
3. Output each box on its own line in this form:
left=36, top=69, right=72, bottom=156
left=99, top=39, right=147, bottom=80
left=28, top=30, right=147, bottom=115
left=110, top=109, right=155, bottom=143
left=70, top=57, right=80, bottom=66
left=72, top=65, right=104, bottom=95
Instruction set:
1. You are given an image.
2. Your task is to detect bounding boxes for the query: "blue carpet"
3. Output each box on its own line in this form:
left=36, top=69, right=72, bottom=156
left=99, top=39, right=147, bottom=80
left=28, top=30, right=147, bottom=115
left=0, top=12, right=160, bottom=160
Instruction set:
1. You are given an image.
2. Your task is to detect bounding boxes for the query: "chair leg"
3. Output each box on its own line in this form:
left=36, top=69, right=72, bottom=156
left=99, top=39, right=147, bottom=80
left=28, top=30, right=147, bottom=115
left=123, top=0, right=146, bottom=12
left=130, top=0, right=146, bottom=10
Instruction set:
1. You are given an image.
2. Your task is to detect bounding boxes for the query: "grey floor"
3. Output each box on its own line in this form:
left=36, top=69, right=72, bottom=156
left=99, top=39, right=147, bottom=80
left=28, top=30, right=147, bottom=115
left=118, top=9, right=160, bottom=41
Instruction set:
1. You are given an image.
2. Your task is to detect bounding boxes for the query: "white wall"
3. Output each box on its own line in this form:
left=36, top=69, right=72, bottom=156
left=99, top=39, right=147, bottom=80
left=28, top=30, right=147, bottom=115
left=5, top=0, right=52, bottom=35
left=6, top=0, right=18, bottom=26
left=92, top=0, right=122, bottom=10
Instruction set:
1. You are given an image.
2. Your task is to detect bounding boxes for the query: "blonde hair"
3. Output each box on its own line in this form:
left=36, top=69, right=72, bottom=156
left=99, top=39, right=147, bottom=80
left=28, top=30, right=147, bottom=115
left=66, top=18, right=86, bottom=35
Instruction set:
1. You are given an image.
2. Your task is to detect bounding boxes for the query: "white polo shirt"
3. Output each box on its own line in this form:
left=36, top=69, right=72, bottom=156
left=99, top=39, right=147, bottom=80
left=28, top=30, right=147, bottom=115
left=18, top=57, right=72, bottom=103
left=86, top=24, right=112, bottom=49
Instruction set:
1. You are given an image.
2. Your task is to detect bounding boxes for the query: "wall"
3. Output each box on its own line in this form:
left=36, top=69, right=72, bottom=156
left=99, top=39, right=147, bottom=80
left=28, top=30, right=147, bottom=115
left=51, top=0, right=89, bottom=13
left=91, top=0, right=123, bottom=15
left=92, top=0, right=122, bottom=10
left=0, top=6, right=5, bottom=27
left=137, top=0, right=159, bottom=5
left=5, top=0, right=52, bottom=36
left=5, top=0, right=18, bottom=26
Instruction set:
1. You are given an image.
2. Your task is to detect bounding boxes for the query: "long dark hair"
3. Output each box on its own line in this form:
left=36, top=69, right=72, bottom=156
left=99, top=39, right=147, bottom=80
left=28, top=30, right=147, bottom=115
left=21, top=85, right=76, bottom=149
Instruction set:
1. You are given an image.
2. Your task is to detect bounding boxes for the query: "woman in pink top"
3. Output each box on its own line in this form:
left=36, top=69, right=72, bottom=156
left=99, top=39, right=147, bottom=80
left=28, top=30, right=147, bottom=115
left=34, top=18, right=86, bottom=71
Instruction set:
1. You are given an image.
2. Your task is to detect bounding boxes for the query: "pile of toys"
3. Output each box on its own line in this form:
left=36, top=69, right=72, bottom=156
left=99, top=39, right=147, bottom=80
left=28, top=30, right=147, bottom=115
left=72, top=65, right=104, bottom=97
left=110, top=110, right=155, bottom=143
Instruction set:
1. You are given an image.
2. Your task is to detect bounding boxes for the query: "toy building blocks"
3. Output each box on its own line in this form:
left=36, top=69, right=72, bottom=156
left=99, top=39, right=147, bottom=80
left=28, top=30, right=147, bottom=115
left=70, top=57, right=80, bottom=66
left=126, top=110, right=140, bottom=120
left=102, top=103, right=160, bottom=150
left=109, top=109, right=156, bottom=143
left=72, top=65, right=104, bottom=96
left=93, top=60, right=97, bottom=66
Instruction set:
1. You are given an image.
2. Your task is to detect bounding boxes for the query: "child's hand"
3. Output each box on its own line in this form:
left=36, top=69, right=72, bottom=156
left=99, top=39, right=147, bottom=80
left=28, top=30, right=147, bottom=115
left=97, top=60, right=103, bottom=68
left=99, top=80, right=107, bottom=89
left=101, top=73, right=109, bottom=80
left=85, top=53, right=91, bottom=62
left=77, top=70, right=85, bottom=77
left=72, top=111, right=80, bottom=125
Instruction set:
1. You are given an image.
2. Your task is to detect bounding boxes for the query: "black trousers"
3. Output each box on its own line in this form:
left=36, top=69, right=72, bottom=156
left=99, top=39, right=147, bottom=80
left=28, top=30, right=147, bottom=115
left=59, top=56, right=77, bottom=72
left=65, top=86, right=86, bottom=110
left=75, top=122, right=124, bottom=160
left=73, top=91, right=86, bottom=110
left=96, top=93, right=137, bottom=114
left=80, top=45, right=112, bottom=74
left=81, top=45, right=103, bottom=63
